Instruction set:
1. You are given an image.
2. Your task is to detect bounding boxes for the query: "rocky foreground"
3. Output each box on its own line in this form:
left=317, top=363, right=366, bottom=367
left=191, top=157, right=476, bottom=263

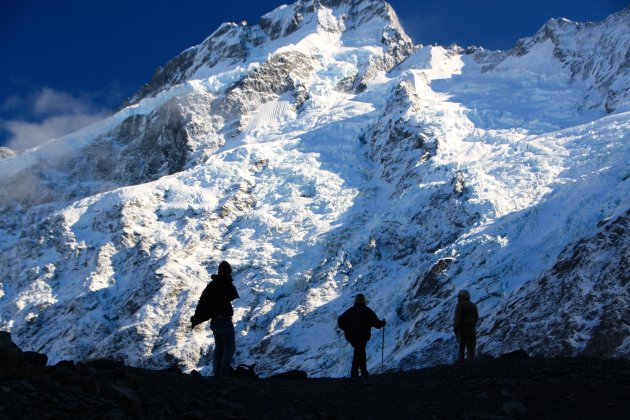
left=1, top=332, right=629, bottom=419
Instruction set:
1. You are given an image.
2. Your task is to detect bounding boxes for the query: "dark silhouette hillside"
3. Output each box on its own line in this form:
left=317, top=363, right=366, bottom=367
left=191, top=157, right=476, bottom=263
left=1, top=331, right=629, bottom=419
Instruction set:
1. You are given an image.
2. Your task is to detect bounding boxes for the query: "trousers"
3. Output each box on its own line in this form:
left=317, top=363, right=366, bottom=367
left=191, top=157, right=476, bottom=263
left=210, top=317, right=235, bottom=376
left=457, top=326, right=476, bottom=361
left=350, top=340, right=369, bottom=377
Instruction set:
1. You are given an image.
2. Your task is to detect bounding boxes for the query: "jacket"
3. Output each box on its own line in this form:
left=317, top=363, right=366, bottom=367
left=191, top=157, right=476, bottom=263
left=191, top=274, right=239, bottom=327
left=338, top=303, right=385, bottom=344
left=453, top=299, right=478, bottom=334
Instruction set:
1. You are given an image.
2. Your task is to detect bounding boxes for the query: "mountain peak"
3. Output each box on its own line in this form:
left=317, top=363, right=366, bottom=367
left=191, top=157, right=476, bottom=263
left=124, top=0, right=411, bottom=106
left=1, top=3, right=628, bottom=379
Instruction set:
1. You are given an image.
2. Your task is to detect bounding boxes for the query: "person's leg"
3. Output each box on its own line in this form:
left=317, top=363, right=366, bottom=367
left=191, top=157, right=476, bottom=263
left=357, top=342, right=368, bottom=376
left=211, top=320, right=225, bottom=377
left=457, top=333, right=465, bottom=362
left=351, top=343, right=360, bottom=377
left=467, top=330, right=476, bottom=360
left=220, top=320, right=236, bottom=376
left=460, top=327, right=475, bottom=361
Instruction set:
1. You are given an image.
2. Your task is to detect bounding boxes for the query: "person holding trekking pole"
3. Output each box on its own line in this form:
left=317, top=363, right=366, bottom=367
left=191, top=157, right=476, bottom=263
left=337, top=294, right=386, bottom=377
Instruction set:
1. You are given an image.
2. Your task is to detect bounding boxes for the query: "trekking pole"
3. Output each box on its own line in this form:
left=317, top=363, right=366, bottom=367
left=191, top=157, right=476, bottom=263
left=381, top=323, right=385, bottom=373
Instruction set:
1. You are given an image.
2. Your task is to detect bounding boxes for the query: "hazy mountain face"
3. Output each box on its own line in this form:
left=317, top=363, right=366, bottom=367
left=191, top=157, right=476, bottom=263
left=0, top=0, right=628, bottom=377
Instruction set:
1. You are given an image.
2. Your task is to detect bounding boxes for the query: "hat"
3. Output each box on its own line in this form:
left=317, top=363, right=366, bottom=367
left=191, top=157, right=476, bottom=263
left=457, top=290, right=470, bottom=300
left=354, top=294, right=367, bottom=305
left=218, top=260, right=232, bottom=276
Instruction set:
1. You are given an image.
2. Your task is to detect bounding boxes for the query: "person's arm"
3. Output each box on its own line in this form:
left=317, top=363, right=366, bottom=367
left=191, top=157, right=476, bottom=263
left=453, top=302, right=462, bottom=334
left=338, top=311, right=347, bottom=331
left=369, top=308, right=385, bottom=329
left=191, top=285, right=212, bottom=328
left=229, top=283, right=239, bottom=301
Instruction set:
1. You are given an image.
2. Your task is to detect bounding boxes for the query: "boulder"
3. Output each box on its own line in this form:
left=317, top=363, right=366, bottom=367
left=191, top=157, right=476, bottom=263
left=0, top=331, right=20, bottom=351
left=502, top=400, right=529, bottom=417
left=0, top=331, right=27, bottom=379
left=500, top=349, right=529, bottom=359
left=22, top=351, right=48, bottom=367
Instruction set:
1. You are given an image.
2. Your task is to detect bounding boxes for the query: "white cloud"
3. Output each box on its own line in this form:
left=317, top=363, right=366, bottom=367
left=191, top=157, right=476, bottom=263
left=1, top=88, right=109, bottom=151
left=32, top=88, right=97, bottom=116
left=3, top=113, right=107, bottom=150
left=1, top=94, right=26, bottom=112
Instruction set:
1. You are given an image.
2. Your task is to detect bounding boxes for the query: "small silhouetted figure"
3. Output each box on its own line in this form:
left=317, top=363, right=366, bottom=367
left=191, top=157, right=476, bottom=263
left=191, top=261, right=239, bottom=377
left=453, top=289, right=479, bottom=362
left=338, top=294, right=386, bottom=377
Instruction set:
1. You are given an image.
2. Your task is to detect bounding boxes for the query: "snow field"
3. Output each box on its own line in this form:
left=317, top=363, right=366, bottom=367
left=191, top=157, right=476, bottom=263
left=1, top=1, right=629, bottom=375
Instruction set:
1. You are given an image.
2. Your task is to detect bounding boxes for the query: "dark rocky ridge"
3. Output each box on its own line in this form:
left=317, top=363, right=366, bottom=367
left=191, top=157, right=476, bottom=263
left=1, top=332, right=629, bottom=419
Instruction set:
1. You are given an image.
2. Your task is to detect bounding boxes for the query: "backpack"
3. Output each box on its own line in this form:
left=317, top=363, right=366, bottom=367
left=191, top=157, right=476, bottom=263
left=231, top=363, right=257, bottom=377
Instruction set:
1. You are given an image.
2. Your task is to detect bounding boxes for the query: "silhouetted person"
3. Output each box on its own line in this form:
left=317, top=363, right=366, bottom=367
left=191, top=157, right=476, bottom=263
left=338, top=294, right=386, bottom=377
left=453, top=289, right=478, bottom=362
left=191, top=260, right=239, bottom=377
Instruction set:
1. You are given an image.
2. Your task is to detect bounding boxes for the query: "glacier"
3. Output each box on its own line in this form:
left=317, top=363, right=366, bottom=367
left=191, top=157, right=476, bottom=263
left=0, top=0, right=628, bottom=377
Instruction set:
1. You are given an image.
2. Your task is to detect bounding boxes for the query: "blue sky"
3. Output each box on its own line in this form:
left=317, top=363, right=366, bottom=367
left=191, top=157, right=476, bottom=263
left=0, top=0, right=626, bottom=149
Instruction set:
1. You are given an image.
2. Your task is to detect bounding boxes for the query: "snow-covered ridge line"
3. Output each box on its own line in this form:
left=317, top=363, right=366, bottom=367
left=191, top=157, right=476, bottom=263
left=0, top=82, right=197, bottom=180
left=125, top=0, right=412, bottom=105
left=486, top=5, right=630, bottom=114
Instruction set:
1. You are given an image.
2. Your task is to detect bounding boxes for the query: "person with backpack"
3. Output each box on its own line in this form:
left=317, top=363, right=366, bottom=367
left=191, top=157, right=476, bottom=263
left=337, top=294, right=386, bottom=377
left=191, top=260, right=239, bottom=377
left=453, top=289, right=479, bottom=362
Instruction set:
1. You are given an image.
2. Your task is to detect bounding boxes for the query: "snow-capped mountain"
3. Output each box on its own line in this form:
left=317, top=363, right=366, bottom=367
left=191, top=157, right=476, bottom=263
left=0, top=0, right=628, bottom=377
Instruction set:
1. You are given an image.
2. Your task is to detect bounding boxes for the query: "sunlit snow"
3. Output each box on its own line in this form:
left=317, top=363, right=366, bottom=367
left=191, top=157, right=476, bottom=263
left=1, top=0, right=628, bottom=377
